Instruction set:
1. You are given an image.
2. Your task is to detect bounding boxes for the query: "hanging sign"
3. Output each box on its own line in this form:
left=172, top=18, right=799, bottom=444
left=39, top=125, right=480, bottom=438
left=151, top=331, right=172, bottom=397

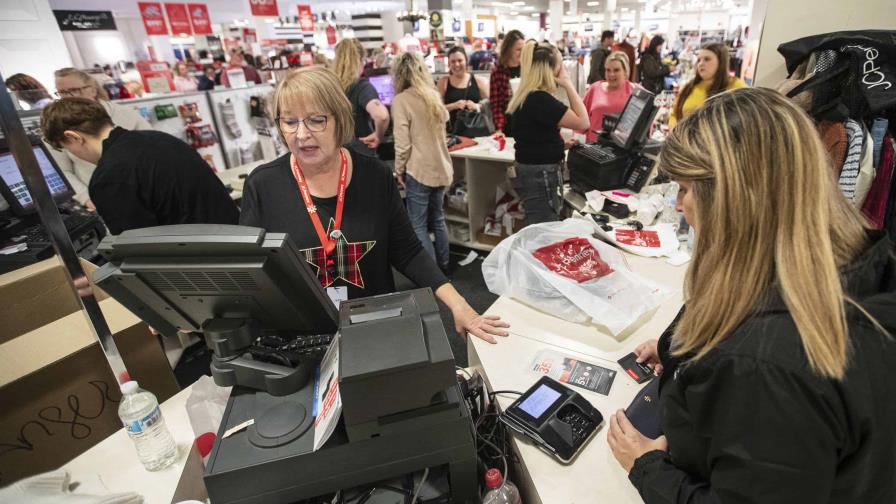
left=164, top=3, right=192, bottom=35
left=326, top=25, right=337, bottom=46
left=429, top=11, right=443, bottom=29
left=138, top=2, right=168, bottom=35
left=53, top=10, right=116, bottom=31
left=249, top=0, right=279, bottom=17
left=187, top=3, right=212, bottom=35
left=297, top=5, right=314, bottom=32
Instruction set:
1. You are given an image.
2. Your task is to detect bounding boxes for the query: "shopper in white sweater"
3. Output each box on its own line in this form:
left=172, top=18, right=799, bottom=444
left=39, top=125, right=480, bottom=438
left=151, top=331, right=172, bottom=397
left=50, top=68, right=152, bottom=207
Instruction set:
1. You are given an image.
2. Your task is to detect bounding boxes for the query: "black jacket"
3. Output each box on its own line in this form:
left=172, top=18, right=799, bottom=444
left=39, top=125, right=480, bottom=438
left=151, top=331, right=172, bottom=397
left=639, top=52, right=669, bottom=95
left=89, top=128, right=239, bottom=235
left=631, top=231, right=896, bottom=504
left=588, top=47, right=610, bottom=84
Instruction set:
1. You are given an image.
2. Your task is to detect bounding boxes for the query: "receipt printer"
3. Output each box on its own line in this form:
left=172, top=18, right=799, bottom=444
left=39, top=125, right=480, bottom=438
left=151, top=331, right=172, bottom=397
left=500, top=376, right=604, bottom=463
left=339, top=289, right=457, bottom=442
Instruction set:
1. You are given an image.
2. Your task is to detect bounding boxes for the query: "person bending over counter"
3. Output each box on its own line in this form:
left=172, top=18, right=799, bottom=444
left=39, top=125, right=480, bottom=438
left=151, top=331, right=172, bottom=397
left=50, top=67, right=152, bottom=208
left=607, top=87, right=896, bottom=503
left=239, top=66, right=509, bottom=344
left=40, top=98, right=239, bottom=235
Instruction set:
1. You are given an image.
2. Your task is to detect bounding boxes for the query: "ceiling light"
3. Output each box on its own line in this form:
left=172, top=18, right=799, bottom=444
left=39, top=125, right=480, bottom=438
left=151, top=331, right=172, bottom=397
left=523, top=5, right=535, bottom=9
left=531, top=12, right=539, bottom=16
left=587, top=1, right=599, bottom=4
left=512, top=1, right=525, bottom=4
left=510, top=11, right=519, bottom=15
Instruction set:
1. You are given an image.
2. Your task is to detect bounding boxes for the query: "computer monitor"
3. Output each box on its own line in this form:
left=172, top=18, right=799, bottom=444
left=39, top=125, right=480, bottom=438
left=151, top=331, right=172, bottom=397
left=94, top=224, right=338, bottom=336
left=610, top=87, right=657, bottom=151
left=368, top=74, right=395, bottom=106
left=0, top=141, right=74, bottom=216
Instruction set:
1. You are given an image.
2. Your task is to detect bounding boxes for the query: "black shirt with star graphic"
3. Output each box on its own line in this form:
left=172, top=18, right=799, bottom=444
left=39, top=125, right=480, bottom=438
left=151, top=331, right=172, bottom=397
left=239, top=147, right=448, bottom=300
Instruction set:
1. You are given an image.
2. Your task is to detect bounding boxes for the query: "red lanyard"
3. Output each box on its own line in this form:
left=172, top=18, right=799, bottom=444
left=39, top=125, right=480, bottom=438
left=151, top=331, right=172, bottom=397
left=290, top=149, right=348, bottom=256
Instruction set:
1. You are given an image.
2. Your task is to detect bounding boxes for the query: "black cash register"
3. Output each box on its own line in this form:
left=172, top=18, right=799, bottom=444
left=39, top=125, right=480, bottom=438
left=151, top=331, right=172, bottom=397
left=0, top=139, right=105, bottom=273
left=92, top=225, right=478, bottom=503
left=500, top=376, right=604, bottom=463
left=568, top=87, right=659, bottom=193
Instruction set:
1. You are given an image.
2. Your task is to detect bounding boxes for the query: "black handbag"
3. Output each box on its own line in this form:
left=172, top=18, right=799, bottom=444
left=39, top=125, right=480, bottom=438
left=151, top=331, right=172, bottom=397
left=451, top=75, right=495, bottom=138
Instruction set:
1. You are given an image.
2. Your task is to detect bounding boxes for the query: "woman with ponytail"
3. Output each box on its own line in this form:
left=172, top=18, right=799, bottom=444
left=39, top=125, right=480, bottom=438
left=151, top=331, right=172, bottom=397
left=507, top=41, right=589, bottom=225
left=607, top=87, right=896, bottom=503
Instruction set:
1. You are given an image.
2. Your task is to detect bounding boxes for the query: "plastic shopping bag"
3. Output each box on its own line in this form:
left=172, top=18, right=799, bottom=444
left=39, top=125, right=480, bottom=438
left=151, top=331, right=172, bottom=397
left=185, top=375, right=232, bottom=465
left=482, top=219, right=671, bottom=335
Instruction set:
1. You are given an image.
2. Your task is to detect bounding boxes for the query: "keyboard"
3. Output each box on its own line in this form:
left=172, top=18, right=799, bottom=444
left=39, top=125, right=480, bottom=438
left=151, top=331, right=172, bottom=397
left=250, top=333, right=334, bottom=367
left=580, top=144, right=618, bottom=163
left=14, top=212, right=96, bottom=244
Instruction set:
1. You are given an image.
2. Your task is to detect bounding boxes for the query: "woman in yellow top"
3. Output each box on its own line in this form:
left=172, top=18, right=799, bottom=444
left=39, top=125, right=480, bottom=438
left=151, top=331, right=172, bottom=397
left=669, top=43, right=746, bottom=127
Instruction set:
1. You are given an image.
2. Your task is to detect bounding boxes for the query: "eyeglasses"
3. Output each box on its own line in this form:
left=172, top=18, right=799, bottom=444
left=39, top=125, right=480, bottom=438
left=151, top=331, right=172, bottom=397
left=277, top=114, right=328, bottom=134
left=55, top=85, right=92, bottom=97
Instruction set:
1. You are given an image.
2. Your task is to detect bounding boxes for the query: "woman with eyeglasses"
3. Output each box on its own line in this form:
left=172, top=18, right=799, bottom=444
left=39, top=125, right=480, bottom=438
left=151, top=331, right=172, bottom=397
left=239, top=67, right=509, bottom=344
left=51, top=67, right=151, bottom=209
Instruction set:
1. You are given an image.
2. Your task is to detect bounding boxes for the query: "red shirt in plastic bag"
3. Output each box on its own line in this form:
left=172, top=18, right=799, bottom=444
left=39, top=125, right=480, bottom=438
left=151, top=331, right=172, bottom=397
left=532, top=237, right=614, bottom=283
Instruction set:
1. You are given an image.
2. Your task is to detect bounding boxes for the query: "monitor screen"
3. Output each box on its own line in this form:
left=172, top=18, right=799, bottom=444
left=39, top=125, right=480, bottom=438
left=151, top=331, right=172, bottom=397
left=519, top=384, right=562, bottom=419
left=368, top=75, right=395, bottom=106
left=610, top=93, right=649, bottom=149
left=0, top=145, right=73, bottom=214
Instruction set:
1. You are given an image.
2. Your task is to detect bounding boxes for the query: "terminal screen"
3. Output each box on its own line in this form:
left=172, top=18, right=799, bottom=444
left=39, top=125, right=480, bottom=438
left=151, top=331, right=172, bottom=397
left=0, top=146, right=69, bottom=211
left=519, top=384, right=562, bottom=419
left=612, top=95, right=647, bottom=147
left=368, top=75, right=395, bottom=106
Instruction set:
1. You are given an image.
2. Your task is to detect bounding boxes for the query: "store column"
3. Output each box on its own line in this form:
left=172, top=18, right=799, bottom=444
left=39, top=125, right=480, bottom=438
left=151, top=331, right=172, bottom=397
left=549, top=0, right=563, bottom=41
left=604, top=0, right=616, bottom=33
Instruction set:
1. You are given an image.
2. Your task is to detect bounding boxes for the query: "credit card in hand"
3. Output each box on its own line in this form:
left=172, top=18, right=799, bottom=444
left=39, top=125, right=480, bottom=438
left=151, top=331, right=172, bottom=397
left=617, top=352, right=655, bottom=383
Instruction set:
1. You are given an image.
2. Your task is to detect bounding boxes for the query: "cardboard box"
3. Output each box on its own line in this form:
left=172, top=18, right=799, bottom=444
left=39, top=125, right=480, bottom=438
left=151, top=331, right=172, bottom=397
left=0, top=257, right=180, bottom=486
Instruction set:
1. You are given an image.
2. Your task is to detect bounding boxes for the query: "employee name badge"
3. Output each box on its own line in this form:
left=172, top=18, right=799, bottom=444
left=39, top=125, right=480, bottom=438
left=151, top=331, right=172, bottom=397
left=531, top=349, right=616, bottom=396
left=327, top=286, right=348, bottom=309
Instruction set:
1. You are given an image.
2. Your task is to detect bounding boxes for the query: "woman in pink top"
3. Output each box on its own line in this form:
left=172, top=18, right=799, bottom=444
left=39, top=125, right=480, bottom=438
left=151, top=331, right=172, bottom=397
left=580, top=52, right=635, bottom=143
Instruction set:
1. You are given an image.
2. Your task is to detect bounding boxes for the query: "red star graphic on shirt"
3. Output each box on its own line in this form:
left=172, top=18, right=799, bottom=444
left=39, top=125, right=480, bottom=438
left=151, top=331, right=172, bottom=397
left=300, top=219, right=375, bottom=289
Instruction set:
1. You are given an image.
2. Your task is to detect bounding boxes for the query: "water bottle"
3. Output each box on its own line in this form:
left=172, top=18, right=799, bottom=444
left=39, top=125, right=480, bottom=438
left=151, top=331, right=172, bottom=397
left=118, top=381, right=178, bottom=471
left=482, top=468, right=522, bottom=504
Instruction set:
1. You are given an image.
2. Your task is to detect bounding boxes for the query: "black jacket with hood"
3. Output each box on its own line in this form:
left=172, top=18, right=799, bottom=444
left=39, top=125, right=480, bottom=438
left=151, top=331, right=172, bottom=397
left=630, top=230, right=896, bottom=504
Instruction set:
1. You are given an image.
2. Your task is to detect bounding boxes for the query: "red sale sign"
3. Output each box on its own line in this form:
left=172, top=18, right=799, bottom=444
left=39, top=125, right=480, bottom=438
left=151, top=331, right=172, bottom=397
left=138, top=2, right=168, bottom=35
left=297, top=5, right=314, bottom=32
left=249, top=0, right=278, bottom=17
left=532, top=237, right=614, bottom=283
left=187, top=3, right=211, bottom=35
left=326, top=25, right=337, bottom=46
left=165, top=3, right=192, bottom=35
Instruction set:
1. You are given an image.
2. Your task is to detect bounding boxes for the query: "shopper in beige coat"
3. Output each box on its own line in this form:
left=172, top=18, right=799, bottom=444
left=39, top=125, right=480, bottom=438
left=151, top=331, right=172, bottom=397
left=391, top=52, right=454, bottom=272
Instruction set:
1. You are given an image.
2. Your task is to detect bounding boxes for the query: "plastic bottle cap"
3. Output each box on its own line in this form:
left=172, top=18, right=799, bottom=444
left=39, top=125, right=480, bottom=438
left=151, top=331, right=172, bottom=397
left=484, top=468, right=503, bottom=489
left=120, top=381, right=139, bottom=395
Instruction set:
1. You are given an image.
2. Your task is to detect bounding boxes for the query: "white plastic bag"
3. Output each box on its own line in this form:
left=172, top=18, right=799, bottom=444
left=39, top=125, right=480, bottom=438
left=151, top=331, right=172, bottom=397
left=482, top=219, right=671, bottom=335
left=185, top=375, right=231, bottom=465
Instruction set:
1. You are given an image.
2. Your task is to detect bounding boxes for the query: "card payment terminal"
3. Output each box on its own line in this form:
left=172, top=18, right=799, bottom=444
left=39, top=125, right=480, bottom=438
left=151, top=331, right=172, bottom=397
left=500, top=376, right=604, bottom=463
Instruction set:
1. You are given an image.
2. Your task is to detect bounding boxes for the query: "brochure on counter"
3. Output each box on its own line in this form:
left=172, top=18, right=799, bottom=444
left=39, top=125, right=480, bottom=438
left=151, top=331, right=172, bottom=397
left=312, top=333, right=341, bottom=451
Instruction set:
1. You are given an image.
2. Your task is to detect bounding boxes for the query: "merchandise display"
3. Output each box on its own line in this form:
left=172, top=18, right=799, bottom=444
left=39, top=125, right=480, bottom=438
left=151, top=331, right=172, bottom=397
left=120, top=92, right=227, bottom=172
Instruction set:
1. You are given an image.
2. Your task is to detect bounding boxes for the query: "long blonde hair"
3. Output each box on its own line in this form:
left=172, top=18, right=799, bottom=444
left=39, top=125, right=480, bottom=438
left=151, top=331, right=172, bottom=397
left=660, top=87, right=870, bottom=380
left=54, top=67, right=109, bottom=101
left=391, top=52, right=446, bottom=131
left=332, top=38, right=364, bottom=91
left=507, top=41, right=559, bottom=114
